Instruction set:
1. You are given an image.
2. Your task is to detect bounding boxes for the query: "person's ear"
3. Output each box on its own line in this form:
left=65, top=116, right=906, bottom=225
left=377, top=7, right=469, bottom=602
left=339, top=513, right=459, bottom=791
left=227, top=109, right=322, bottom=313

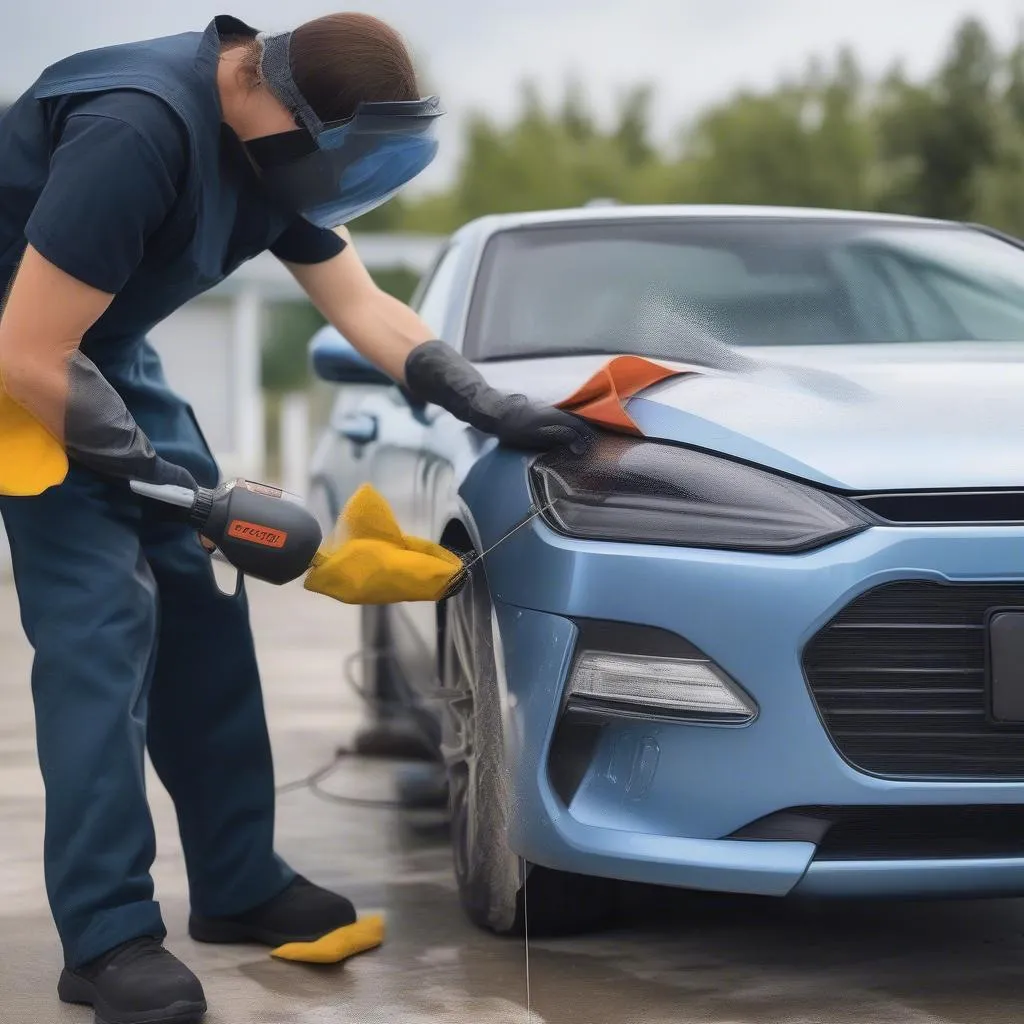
left=237, top=43, right=263, bottom=92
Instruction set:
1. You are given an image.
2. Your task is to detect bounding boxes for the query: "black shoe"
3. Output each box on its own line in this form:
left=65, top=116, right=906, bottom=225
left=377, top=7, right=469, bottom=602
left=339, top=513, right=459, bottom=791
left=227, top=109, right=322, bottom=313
left=58, top=937, right=206, bottom=1024
left=189, top=876, right=356, bottom=946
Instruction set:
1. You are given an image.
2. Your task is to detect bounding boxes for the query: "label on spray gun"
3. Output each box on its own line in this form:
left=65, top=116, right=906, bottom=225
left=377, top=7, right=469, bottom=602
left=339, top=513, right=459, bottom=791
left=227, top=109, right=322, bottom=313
left=227, top=519, right=289, bottom=548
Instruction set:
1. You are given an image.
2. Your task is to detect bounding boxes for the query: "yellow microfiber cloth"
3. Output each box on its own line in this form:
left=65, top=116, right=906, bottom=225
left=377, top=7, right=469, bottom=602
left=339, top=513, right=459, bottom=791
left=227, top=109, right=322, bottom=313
left=0, top=384, right=68, bottom=496
left=304, top=483, right=465, bottom=605
left=270, top=914, right=386, bottom=964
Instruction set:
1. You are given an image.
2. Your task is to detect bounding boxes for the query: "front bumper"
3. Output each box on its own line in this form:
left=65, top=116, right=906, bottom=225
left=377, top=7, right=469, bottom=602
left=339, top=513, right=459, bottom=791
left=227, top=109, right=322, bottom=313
left=464, top=461, right=1024, bottom=898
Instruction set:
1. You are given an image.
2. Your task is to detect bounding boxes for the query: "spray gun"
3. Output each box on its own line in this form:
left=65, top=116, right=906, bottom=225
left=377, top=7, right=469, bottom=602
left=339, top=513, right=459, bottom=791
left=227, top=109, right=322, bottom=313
left=131, top=478, right=324, bottom=586
left=129, top=474, right=544, bottom=600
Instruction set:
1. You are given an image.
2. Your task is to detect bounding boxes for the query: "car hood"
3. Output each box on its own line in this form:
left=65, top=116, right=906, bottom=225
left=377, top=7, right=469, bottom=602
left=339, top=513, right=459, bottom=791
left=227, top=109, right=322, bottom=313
left=478, top=342, right=1024, bottom=491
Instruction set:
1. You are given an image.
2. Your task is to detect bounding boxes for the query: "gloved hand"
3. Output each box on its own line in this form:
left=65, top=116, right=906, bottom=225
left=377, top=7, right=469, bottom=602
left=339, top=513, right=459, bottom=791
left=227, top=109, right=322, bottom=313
left=64, top=351, right=198, bottom=490
left=404, top=340, right=594, bottom=454
left=0, top=347, right=197, bottom=495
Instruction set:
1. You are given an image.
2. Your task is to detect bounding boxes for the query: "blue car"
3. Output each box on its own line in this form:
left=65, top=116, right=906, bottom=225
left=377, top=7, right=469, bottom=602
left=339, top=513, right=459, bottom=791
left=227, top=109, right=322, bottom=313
left=309, top=204, right=1024, bottom=936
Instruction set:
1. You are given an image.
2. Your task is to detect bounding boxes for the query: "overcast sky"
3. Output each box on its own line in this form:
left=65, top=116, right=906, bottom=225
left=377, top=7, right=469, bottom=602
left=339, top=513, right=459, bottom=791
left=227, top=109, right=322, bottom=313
left=5, top=0, right=1024, bottom=187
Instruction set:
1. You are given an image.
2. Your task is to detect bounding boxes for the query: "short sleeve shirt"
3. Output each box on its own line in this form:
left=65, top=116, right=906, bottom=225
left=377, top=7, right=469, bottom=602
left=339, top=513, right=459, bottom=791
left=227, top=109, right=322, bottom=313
left=0, top=80, right=344, bottom=338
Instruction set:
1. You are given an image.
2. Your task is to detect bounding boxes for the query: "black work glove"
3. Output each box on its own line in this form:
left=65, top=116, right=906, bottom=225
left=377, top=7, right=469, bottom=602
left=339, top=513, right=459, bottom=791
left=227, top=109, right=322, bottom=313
left=65, top=350, right=198, bottom=490
left=404, top=340, right=594, bottom=454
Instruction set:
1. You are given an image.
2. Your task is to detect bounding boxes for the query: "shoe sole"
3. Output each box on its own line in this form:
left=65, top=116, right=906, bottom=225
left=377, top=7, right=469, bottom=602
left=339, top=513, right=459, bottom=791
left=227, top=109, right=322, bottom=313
left=58, top=969, right=207, bottom=1024
left=189, top=915, right=326, bottom=947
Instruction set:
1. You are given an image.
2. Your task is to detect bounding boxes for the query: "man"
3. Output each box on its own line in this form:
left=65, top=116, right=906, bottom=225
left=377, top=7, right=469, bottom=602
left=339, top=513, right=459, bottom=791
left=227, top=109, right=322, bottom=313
left=0, top=13, right=588, bottom=1023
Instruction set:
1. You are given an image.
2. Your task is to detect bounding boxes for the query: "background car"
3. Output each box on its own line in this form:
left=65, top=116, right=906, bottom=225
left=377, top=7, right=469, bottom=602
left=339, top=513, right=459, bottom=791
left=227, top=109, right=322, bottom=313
left=308, top=204, right=1024, bottom=936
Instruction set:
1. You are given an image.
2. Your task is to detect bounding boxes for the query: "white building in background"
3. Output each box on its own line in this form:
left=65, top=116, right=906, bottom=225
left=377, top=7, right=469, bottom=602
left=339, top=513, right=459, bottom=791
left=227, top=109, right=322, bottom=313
left=0, top=233, right=446, bottom=571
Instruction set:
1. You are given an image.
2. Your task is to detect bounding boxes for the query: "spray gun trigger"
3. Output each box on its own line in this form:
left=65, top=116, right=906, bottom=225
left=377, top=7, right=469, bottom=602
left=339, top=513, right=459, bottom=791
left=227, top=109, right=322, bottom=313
left=205, top=546, right=243, bottom=598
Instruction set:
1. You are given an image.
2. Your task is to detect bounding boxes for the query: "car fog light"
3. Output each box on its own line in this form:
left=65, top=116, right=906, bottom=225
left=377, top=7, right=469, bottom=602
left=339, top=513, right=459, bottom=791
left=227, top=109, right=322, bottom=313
left=568, top=651, right=756, bottom=721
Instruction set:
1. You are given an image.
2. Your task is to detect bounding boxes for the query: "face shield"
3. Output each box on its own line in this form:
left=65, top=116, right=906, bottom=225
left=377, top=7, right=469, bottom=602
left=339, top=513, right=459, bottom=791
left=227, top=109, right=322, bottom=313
left=248, top=31, right=443, bottom=228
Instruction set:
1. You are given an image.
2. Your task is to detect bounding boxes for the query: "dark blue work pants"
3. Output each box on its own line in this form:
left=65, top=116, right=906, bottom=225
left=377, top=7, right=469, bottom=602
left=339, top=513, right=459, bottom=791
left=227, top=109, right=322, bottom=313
left=0, top=338, right=293, bottom=967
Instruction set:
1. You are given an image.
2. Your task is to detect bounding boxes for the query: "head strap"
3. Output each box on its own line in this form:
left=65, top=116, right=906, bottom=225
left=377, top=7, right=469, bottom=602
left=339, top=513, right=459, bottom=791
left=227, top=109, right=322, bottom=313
left=256, top=31, right=325, bottom=137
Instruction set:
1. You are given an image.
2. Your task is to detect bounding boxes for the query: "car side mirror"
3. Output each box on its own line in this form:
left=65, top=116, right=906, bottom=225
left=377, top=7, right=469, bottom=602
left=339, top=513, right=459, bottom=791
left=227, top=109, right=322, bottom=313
left=309, top=326, right=392, bottom=387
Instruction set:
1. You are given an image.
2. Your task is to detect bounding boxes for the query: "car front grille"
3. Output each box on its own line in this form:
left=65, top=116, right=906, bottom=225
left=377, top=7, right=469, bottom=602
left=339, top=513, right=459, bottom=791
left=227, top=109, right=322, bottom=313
left=854, top=490, right=1024, bottom=525
left=731, top=805, right=1024, bottom=859
left=803, top=581, right=1024, bottom=779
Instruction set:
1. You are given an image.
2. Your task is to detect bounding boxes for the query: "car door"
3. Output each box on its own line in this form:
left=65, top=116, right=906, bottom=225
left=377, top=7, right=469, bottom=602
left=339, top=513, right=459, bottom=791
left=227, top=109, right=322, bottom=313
left=309, top=349, right=424, bottom=537
left=310, top=379, right=385, bottom=528
left=406, top=240, right=467, bottom=526
left=388, top=240, right=469, bottom=680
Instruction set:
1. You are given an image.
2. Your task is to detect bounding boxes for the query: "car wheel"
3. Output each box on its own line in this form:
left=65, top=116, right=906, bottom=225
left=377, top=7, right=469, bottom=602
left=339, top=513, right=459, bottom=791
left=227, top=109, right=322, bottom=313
left=441, top=558, right=616, bottom=937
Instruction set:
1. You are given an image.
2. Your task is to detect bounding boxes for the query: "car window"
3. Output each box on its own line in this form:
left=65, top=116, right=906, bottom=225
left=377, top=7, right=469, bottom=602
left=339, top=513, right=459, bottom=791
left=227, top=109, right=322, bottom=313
left=932, top=271, right=1024, bottom=337
left=463, top=220, right=1024, bottom=361
left=414, top=242, right=463, bottom=337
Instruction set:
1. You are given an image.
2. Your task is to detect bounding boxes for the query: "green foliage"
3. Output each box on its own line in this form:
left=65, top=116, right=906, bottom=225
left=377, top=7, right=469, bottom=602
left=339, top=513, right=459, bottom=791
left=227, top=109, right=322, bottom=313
left=410, top=79, right=666, bottom=224
left=875, top=19, right=999, bottom=219
left=260, top=267, right=420, bottom=394
left=371, top=267, right=421, bottom=304
left=347, top=196, right=410, bottom=232
left=261, top=301, right=325, bottom=394
left=680, top=53, right=875, bottom=211
left=363, top=15, right=1024, bottom=241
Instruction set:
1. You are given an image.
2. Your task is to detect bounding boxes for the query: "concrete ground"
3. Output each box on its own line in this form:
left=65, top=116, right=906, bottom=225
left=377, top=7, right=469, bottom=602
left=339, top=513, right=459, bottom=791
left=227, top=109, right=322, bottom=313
left=3, top=577, right=1024, bottom=1023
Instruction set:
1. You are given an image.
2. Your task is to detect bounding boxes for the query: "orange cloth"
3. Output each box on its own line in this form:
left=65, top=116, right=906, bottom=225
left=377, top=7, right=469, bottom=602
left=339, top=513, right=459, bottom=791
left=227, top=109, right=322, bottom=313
left=555, top=354, right=692, bottom=434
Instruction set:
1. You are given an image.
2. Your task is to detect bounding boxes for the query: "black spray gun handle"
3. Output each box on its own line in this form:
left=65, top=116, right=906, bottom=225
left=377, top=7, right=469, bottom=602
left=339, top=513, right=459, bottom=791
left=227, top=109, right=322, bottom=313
left=130, top=478, right=324, bottom=586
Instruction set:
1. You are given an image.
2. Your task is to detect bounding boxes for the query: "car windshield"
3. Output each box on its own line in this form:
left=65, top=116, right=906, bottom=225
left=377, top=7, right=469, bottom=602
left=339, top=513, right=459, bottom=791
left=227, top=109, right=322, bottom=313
left=463, top=218, right=1024, bottom=361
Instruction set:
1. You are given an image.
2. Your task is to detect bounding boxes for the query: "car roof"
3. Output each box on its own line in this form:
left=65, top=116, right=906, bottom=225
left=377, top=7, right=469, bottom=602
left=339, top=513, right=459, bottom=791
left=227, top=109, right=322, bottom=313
left=452, top=203, right=955, bottom=242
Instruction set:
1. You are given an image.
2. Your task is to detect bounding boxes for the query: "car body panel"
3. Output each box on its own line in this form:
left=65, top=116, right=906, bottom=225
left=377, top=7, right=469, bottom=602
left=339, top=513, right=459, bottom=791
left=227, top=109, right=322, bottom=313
left=626, top=342, right=1024, bottom=490
left=484, top=511, right=1024, bottom=896
left=309, top=204, right=1024, bottom=901
left=793, top=857, right=1024, bottom=898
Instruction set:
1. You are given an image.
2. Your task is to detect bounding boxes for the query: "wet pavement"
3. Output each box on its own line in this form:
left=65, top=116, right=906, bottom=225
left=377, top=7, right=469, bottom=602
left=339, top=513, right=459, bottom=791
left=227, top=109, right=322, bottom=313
left=3, top=575, right=1024, bottom=1022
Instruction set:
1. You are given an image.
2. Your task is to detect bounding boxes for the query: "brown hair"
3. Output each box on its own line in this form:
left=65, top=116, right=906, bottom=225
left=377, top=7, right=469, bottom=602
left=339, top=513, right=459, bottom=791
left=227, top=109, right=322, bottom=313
left=228, top=14, right=419, bottom=123
left=291, top=13, right=419, bottom=121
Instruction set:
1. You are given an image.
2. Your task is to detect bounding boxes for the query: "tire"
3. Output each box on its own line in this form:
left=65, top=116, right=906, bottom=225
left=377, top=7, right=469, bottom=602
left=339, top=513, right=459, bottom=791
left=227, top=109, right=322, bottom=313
left=440, top=558, right=615, bottom=937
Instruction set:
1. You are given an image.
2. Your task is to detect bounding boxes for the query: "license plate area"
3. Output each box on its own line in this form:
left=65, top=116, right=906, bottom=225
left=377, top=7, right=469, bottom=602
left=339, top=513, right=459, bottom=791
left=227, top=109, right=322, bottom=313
left=987, top=608, right=1024, bottom=723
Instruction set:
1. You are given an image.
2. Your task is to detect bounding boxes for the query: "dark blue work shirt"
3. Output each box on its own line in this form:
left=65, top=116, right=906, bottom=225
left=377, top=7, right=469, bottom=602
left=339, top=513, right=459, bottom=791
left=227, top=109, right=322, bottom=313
left=0, top=16, right=344, bottom=345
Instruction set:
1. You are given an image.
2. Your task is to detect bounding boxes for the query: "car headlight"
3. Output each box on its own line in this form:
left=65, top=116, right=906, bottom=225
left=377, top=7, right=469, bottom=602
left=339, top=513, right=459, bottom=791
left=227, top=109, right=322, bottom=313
left=529, top=437, right=867, bottom=553
left=569, top=651, right=757, bottom=722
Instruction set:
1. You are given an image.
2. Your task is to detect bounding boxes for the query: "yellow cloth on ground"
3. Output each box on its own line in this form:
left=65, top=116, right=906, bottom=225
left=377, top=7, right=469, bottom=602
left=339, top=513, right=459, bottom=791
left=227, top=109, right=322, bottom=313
left=270, top=914, right=386, bottom=964
left=0, top=385, right=68, bottom=496
left=304, top=483, right=464, bottom=605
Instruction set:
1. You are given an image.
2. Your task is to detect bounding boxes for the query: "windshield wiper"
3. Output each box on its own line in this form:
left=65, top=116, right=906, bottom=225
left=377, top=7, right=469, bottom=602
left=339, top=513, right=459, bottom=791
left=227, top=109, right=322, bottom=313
left=479, top=347, right=625, bottom=362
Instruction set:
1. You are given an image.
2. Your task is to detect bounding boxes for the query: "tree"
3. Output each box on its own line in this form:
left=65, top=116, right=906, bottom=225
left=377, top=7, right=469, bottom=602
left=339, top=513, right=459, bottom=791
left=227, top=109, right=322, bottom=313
left=876, top=18, right=998, bottom=218
left=1005, top=23, right=1024, bottom=127
left=348, top=196, right=410, bottom=232
left=679, top=50, right=874, bottom=209
left=450, top=81, right=660, bottom=220
left=614, top=85, right=656, bottom=168
left=350, top=14, right=1022, bottom=237
left=561, top=76, right=596, bottom=143
left=972, top=21, right=1024, bottom=235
